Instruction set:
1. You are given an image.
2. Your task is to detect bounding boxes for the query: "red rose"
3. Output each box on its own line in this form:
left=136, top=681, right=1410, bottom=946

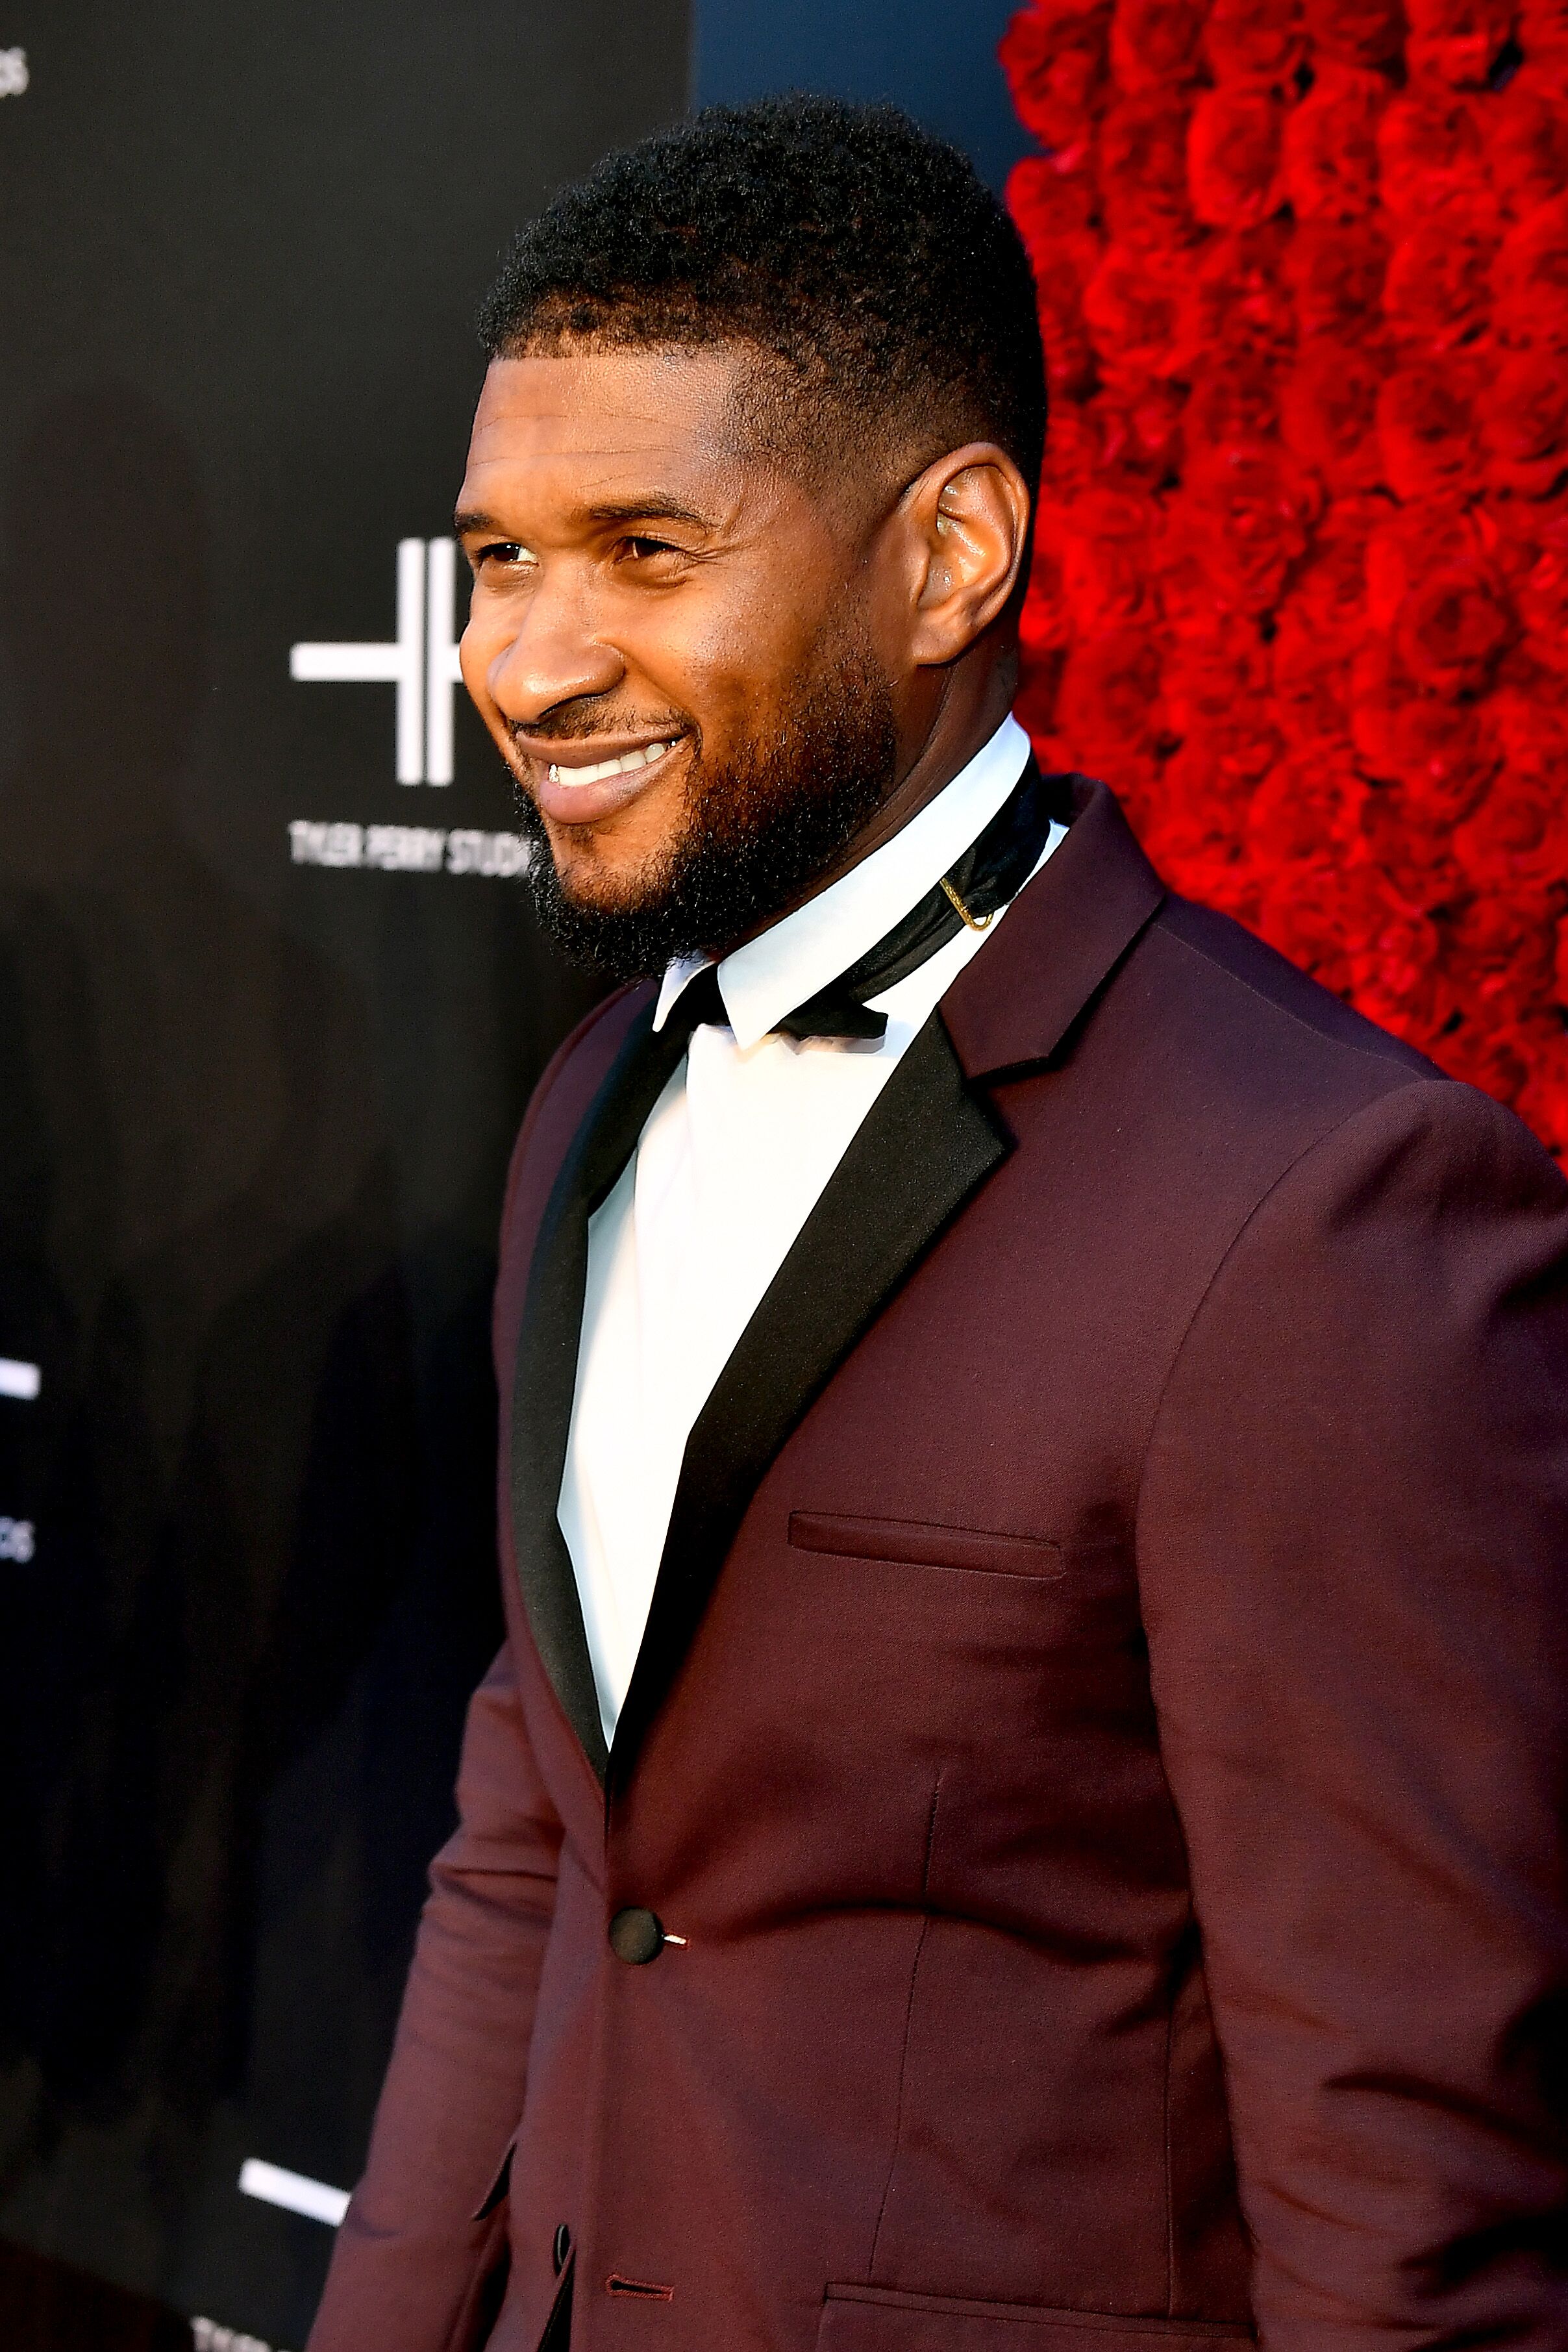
left=1338, top=862, right=1452, bottom=1039
left=1007, top=161, right=1102, bottom=403
left=1171, top=223, right=1296, bottom=366
left=1377, top=88, right=1491, bottom=221
left=1492, top=664, right=1568, bottom=777
left=1109, top=0, right=1206, bottom=93
left=1022, top=259, right=1106, bottom=407
left=1273, top=609, right=1358, bottom=745
left=1365, top=496, right=1483, bottom=627
left=1441, top=903, right=1557, bottom=1090
left=1352, top=776, right=1462, bottom=905
left=1404, top=0, right=1517, bottom=89
left=1204, top=0, right=1305, bottom=85
left=1492, top=194, right=1568, bottom=351
left=1054, top=628, right=1165, bottom=771
left=1054, top=487, right=1164, bottom=631
left=1480, top=351, right=1568, bottom=495
left=1435, top=1015, right=1533, bottom=1105
left=1188, top=86, right=1288, bottom=229
left=1352, top=686, right=1499, bottom=816
left=1394, top=563, right=1516, bottom=695
left=1172, top=439, right=1322, bottom=612
left=1158, top=535, right=1239, bottom=634
left=1284, top=66, right=1389, bottom=221
left=1285, top=221, right=1389, bottom=333
left=1253, top=856, right=1356, bottom=985
left=1447, top=894, right=1557, bottom=1014
left=1040, top=400, right=1103, bottom=497
left=1099, top=94, right=1198, bottom=249
left=1301, top=491, right=1389, bottom=611
left=1034, top=276, right=1101, bottom=405
left=1494, top=497, right=1568, bottom=664
left=1021, top=514, right=1073, bottom=654
left=999, top=1, right=1110, bottom=164
left=1281, top=338, right=1388, bottom=492
left=1082, top=241, right=1184, bottom=380
left=1185, top=355, right=1281, bottom=455
left=1487, top=69, right=1568, bottom=217
left=1137, top=760, right=1259, bottom=915
left=1244, top=751, right=1363, bottom=866
left=1519, top=0, right=1568, bottom=62
left=1383, top=218, right=1498, bottom=349
left=1164, top=618, right=1280, bottom=779
left=1302, top=0, right=1407, bottom=71
left=1079, top=381, right=1187, bottom=481
left=1006, top=153, right=1097, bottom=247
left=1376, top=358, right=1482, bottom=500
left=1451, top=766, right=1568, bottom=890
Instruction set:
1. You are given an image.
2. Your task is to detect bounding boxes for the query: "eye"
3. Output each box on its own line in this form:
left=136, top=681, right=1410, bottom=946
left=475, top=540, right=529, bottom=571
left=619, top=534, right=682, bottom=564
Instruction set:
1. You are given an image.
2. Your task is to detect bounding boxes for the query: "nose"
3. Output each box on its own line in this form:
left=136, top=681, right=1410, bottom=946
left=467, top=569, right=624, bottom=731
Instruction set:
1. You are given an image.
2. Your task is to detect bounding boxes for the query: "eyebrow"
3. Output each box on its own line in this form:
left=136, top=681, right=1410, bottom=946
left=584, top=495, right=713, bottom=529
left=453, top=494, right=715, bottom=539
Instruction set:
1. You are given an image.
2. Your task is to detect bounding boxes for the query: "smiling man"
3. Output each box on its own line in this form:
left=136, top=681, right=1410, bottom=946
left=308, top=96, right=1568, bottom=2352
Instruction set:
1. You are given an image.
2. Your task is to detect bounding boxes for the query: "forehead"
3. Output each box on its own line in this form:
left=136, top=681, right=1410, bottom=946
left=460, top=346, right=756, bottom=517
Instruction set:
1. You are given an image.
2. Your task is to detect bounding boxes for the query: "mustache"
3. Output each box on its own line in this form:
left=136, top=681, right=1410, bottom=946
left=506, top=705, right=691, bottom=747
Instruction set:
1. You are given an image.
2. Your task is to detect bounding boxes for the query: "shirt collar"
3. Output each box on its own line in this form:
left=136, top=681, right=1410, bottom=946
left=653, top=712, right=1033, bottom=1051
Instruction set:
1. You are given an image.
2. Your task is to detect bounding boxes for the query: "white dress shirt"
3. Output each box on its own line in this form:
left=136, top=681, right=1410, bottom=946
left=556, top=712, right=1064, bottom=1744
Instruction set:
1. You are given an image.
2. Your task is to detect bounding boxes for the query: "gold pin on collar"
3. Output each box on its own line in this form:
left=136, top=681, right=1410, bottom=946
left=939, top=876, right=996, bottom=933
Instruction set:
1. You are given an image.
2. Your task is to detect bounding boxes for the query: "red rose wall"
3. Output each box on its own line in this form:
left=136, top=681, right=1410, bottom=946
left=1001, top=0, right=1568, bottom=1153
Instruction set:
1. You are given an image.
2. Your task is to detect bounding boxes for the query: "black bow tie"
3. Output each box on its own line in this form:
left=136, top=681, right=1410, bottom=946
left=572, top=759, right=1070, bottom=1219
left=664, top=757, right=1068, bottom=1049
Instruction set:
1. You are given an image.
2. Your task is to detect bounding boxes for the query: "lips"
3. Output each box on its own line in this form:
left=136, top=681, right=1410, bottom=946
left=520, top=733, right=688, bottom=827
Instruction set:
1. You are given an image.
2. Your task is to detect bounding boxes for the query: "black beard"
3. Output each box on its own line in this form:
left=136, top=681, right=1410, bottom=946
left=512, top=634, right=900, bottom=981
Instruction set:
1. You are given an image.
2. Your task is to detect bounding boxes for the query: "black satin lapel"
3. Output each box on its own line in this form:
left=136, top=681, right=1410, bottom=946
left=607, top=1012, right=1008, bottom=1792
left=508, top=1005, right=664, bottom=1781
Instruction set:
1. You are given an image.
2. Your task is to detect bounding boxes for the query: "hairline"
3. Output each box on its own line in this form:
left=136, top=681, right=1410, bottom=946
left=484, top=321, right=1018, bottom=506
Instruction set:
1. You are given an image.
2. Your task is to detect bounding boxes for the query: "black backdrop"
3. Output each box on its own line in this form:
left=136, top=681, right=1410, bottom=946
left=0, top=6, right=687, bottom=2343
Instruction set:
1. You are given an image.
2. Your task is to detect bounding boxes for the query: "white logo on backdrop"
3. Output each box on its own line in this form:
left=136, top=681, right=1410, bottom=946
left=0, top=47, right=28, bottom=95
left=290, top=538, right=464, bottom=784
left=1, top=1358, right=40, bottom=1563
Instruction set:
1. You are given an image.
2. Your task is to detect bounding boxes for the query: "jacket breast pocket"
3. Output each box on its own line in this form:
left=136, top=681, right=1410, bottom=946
left=818, top=2284, right=1254, bottom=2352
left=788, top=1512, right=1066, bottom=1579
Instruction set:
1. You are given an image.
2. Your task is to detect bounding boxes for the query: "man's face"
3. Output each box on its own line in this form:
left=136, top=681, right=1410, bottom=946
left=456, top=345, right=905, bottom=971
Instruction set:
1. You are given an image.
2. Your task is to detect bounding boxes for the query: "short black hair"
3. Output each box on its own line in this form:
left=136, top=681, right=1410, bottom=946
left=477, top=94, right=1046, bottom=493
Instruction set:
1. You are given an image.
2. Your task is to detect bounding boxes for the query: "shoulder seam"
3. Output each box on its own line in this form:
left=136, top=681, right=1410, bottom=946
left=1153, top=914, right=1443, bottom=1086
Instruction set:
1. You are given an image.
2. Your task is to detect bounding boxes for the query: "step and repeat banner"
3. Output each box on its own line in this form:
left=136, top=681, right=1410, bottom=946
left=0, top=5, right=686, bottom=2344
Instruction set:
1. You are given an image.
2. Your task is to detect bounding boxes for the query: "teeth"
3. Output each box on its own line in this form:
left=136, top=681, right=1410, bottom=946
left=547, top=740, right=671, bottom=786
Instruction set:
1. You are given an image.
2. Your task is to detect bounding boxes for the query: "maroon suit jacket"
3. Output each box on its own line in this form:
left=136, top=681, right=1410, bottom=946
left=308, top=781, right=1568, bottom=2352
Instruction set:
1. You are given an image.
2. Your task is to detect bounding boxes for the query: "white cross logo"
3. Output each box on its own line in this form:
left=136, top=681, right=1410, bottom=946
left=290, top=538, right=464, bottom=784
left=0, top=48, right=28, bottom=97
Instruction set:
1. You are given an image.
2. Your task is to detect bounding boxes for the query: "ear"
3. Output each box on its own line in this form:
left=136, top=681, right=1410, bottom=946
left=902, top=442, right=1031, bottom=668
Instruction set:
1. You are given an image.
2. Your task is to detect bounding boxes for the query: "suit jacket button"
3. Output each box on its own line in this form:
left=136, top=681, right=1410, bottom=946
left=609, top=1906, right=664, bottom=1963
left=553, top=2223, right=571, bottom=2275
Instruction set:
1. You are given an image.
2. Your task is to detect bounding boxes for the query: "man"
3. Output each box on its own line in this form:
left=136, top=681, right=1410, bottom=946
left=308, top=96, right=1568, bottom=2352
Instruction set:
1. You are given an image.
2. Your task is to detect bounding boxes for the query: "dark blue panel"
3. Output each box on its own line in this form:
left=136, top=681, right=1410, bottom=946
left=692, top=0, right=1031, bottom=193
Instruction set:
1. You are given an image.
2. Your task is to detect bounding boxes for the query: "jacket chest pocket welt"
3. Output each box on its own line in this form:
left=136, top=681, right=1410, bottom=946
left=788, top=1512, right=1067, bottom=1579
left=775, top=1510, right=1151, bottom=1799
left=819, top=2283, right=1254, bottom=2351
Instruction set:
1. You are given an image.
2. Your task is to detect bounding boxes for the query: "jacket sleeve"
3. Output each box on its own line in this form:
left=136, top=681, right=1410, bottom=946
left=1137, top=1075, right=1568, bottom=2352
left=307, top=1642, right=563, bottom=2352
